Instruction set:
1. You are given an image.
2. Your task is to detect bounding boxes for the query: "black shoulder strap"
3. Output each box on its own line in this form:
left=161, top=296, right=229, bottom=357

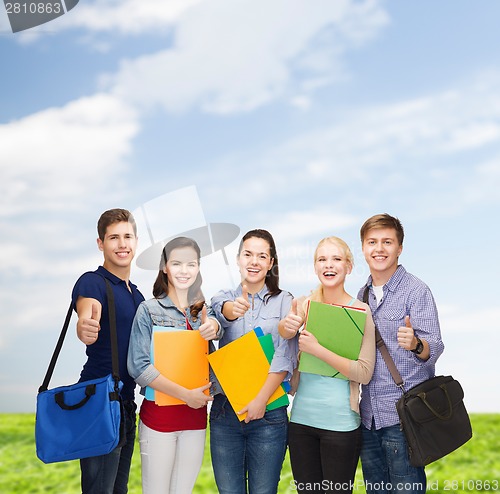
left=362, top=286, right=405, bottom=391
left=38, top=301, right=74, bottom=393
left=38, top=276, right=119, bottom=393
left=104, top=278, right=120, bottom=384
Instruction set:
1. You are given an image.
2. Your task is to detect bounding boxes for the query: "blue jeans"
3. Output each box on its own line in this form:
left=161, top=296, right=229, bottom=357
left=80, top=400, right=137, bottom=494
left=210, top=394, right=288, bottom=494
left=360, top=423, right=426, bottom=494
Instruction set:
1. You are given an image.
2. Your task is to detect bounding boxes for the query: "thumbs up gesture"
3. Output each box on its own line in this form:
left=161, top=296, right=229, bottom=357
left=198, top=305, right=219, bottom=341
left=397, top=315, right=416, bottom=350
left=232, top=284, right=251, bottom=318
left=281, top=299, right=304, bottom=339
left=77, top=301, right=101, bottom=345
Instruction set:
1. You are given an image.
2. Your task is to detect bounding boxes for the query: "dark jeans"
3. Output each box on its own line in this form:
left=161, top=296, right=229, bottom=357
left=288, top=422, right=361, bottom=494
left=210, top=394, right=288, bottom=494
left=360, top=423, right=426, bottom=494
left=80, top=400, right=137, bottom=494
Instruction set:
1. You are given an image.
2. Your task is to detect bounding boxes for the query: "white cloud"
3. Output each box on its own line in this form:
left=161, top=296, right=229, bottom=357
left=200, top=69, right=500, bottom=217
left=308, top=71, right=500, bottom=164
left=289, top=95, right=313, bottom=111
left=108, top=0, right=389, bottom=114
left=8, top=0, right=203, bottom=40
left=437, top=305, right=500, bottom=412
left=267, top=209, right=357, bottom=243
left=439, top=305, right=500, bottom=335
left=0, top=92, right=140, bottom=291
left=0, top=93, right=139, bottom=216
left=65, top=0, right=203, bottom=34
left=441, top=122, right=500, bottom=152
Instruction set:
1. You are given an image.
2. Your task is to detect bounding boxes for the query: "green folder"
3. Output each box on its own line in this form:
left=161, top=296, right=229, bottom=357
left=256, top=331, right=290, bottom=411
left=298, top=301, right=366, bottom=379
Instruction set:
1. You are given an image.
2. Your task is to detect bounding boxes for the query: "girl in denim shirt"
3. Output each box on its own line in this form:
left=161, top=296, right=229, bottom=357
left=127, top=237, right=220, bottom=494
left=210, top=229, right=296, bottom=494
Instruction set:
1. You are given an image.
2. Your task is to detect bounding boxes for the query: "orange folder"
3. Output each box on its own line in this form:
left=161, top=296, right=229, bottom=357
left=149, top=328, right=209, bottom=406
left=207, top=330, right=286, bottom=421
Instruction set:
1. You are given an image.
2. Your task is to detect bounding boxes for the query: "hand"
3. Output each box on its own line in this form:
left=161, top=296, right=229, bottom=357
left=184, top=383, right=214, bottom=409
left=198, top=306, right=218, bottom=340
left=397, top=316, right=417, bottom=350
left=232, top=284, right=251, bottom=318
left=238, top=396, right=267, bottom=423
left=282, top=299, right=303, bottom=338
left=77, top=303, right=100, bottom=345
left=298, top=329, right=319, bottom=355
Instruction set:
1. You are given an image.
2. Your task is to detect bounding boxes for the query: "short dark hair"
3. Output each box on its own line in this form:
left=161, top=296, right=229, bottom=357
left=97, top=209, right=137, bottom=241
left=360, top=213, right=404, bottom=245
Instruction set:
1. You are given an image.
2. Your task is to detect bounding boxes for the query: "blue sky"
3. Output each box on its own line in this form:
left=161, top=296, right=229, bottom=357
left=1, top=0, right=499, bottom=413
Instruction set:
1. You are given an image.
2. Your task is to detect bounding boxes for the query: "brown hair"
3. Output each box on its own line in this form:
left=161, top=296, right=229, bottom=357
left=152, top=237, right=205, bottom=319
left=97, top=208, right=137, bottom=241
left=360, top=213, right=404, bottom=245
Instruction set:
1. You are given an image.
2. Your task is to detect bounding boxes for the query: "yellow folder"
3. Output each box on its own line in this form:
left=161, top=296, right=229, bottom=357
left=146, top=328, right=209, bottom=406
left=298, top=300, right=366, bottom=379
left=207, top=330, right=286, bottom=421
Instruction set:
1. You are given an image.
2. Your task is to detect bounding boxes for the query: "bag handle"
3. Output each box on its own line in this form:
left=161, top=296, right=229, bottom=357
left=55, top=383, right=96, bottom=410
left=417, top=385, right=453, bottom=420
left=38, top=275, right=118, bottom=393
left=362, top=286, right=405, bottom=392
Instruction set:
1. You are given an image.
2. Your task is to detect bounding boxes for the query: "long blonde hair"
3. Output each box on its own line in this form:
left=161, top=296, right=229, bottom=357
left=309, top=236, right=354, bottom=303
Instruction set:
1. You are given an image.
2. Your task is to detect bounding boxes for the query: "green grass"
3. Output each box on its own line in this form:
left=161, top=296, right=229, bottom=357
left=1, top=414, right=498, bottom=493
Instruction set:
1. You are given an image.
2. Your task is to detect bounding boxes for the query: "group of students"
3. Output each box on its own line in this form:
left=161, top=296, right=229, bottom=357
left=71, top=208, right=443, bottom=494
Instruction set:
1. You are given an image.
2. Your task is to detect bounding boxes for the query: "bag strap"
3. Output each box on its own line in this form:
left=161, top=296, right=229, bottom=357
left=38, top=275, right=119, bottom=393
left=38, top=301, right=74, bottom=393
left=104, top=278, right=120, bottom=387
left=362, top=286, right=405, bottom=392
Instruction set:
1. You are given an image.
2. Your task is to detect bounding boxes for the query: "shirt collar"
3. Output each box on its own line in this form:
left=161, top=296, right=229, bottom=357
left=97, top=265, right=137, bottom=290
left=385, top=265, right=406, bottom=293
left=156, top=295, right=177, bottom=310
left=97, top=265, right=121, bottom=284
left=365, top=264, right=407, bottom=293
left=239, top=283, right=269, bottom=301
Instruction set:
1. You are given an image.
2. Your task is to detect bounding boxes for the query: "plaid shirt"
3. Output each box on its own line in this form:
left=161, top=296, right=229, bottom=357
left=357, top=265, right=444, bottom=429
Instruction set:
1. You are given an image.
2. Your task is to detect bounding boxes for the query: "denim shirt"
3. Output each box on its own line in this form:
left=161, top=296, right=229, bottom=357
left=127, top=295, right=220, bottom=395
left=211, top=284, right=297, bottom=387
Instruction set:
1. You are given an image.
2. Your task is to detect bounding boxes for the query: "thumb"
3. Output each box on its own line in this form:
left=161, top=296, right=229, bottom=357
left=91, top=302, right=99, bottom=321
left=201, top=305, right=208, bottom=324
left=291, top=299, right=298, bottom=316
left=405, top=315, right=412, bottom=328
left=242, top=284, right=249, bottom=300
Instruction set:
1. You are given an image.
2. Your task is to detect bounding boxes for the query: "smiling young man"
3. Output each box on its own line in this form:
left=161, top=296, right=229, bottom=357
left=72, top=208, right=145, bottom=494
left=357, top=214, right=444, bottom=494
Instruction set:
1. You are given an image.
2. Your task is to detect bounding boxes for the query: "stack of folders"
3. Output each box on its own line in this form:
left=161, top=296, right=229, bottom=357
left=298, top=300, right=366, bottom=379
left=208, top=328, right=290, bottom=421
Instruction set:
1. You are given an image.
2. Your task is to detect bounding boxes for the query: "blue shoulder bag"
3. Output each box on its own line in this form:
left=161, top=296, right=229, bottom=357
left=35, top=278, right=125, bottom=463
